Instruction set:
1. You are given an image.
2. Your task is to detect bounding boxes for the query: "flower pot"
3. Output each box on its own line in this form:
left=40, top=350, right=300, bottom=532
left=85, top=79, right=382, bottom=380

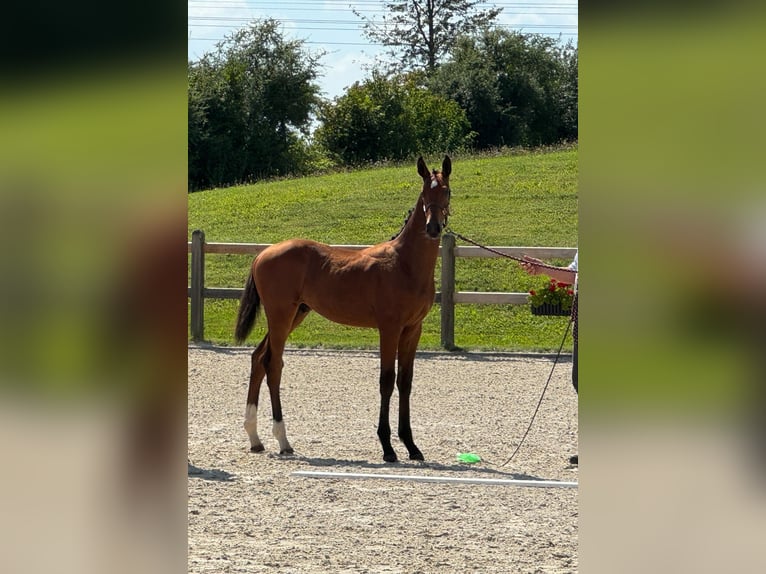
left=530, top=303, right=571, bottom=316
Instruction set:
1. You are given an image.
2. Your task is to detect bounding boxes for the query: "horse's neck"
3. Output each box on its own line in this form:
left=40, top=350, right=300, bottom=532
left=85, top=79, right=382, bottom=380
left=393, top=196, right=440, bottom=272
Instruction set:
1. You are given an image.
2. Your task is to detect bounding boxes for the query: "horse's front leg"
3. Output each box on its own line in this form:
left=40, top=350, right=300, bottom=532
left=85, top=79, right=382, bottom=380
left=377, top=330, right=399, bottom=462
left=396, top=323, right=424, bottom=461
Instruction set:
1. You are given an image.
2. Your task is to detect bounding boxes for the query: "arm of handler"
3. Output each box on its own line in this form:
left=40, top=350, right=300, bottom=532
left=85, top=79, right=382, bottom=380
left=520, top=255, right=577, bottom=284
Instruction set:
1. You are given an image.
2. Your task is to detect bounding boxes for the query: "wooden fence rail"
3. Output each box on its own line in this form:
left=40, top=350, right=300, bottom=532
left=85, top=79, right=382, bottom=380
left=188, top=229, right=576, bottom=349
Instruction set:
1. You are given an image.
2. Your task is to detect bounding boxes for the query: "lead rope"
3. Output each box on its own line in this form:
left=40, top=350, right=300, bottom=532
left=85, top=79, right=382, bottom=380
left=444, top=228, right=568, bottom=272
left=499, top=316, right=572, bottom=467
left=442, top=228, right=574, bottom=467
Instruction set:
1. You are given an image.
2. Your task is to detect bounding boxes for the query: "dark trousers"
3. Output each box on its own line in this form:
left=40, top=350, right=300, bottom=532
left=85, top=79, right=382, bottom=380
left=571, top=293, right=578, bottom=394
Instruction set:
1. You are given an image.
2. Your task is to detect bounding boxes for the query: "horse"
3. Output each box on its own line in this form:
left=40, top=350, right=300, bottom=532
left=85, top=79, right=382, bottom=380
left=233, top=155, right=452, bottom=462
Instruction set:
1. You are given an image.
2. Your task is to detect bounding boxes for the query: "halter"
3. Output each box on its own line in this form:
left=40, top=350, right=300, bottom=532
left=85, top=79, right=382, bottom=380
left=423, top=173, right=451, bottom=221
left=423, top=201, right=451, bottom=224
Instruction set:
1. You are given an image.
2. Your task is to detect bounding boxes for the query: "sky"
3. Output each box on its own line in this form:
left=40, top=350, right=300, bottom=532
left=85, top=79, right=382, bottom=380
left=187, top=0, right=578, bottom=100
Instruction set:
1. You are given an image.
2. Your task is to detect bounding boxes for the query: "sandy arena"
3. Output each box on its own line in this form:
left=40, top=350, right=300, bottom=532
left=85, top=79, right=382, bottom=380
left=188, top=346, right=578, bottom=573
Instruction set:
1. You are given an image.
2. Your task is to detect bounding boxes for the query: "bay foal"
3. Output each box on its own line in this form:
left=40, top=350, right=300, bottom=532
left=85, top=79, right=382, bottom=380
left=234, top=156, right=452, bottom=462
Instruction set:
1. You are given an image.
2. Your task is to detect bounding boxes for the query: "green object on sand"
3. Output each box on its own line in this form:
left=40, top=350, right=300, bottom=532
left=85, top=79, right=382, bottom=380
left=456, top=452, right=481, bottom=464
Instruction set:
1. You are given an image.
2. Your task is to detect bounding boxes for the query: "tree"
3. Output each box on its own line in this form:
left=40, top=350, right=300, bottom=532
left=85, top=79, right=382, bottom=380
left=315, top=71, right=473, bottom=164
left=188, top=20, right=323, bottom=190
left=557, top=41, right=578, bottom=141
left=430, top=30, right=576, bottom=148
left=353, top=1, right=502, bottom=75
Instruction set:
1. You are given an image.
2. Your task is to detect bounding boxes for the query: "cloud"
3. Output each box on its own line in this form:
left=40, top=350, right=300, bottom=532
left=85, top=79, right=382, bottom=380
left=319, top=49, right=381, bottom=100
left=187, top=0, right=259, bottom=60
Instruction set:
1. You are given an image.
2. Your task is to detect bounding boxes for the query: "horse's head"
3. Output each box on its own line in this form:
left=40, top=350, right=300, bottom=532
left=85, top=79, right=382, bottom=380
left=417, top=155, right=452, bottom=238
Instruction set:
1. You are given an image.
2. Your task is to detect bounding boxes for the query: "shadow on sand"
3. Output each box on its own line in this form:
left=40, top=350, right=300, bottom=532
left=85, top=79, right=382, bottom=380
left=188, top=462, right=236, bottom=482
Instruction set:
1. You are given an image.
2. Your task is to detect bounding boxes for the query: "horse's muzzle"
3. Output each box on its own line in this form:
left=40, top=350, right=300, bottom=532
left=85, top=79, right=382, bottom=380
left=426, top=219, right=444, bottom=238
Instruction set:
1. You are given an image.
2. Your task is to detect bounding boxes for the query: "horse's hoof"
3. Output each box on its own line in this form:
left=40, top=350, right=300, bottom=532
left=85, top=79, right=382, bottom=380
left=409, top=450, right=424, bottom=461
left=250, top=444, right=265, bottom=453
left=383, top=452, right=398, bottom=463
left=279, top=448, right=294, bottom=455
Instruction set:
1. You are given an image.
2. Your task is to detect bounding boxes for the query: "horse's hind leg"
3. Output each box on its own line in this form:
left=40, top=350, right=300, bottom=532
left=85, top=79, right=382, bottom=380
left=265, top=304, right=311, bottom=455
left=244, top=335, right=269, bottom=452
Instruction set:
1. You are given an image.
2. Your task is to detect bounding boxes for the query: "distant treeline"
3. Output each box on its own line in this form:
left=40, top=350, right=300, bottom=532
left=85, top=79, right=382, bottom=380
left=189, top=20, right=577, bottom=191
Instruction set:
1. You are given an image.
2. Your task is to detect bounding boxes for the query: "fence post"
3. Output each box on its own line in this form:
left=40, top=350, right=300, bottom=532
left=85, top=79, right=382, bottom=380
left=190, top=229, right=205, bottom=342
left=440, top=233, right=456, bottom=350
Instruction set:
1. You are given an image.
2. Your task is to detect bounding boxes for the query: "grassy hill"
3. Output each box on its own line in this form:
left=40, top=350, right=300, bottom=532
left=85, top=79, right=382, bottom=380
left=188, top=146, right=577, bottom=351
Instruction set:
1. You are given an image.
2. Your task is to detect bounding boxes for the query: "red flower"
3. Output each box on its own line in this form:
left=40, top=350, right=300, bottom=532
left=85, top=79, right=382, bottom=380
left=529, top=275, right=574, bottom=312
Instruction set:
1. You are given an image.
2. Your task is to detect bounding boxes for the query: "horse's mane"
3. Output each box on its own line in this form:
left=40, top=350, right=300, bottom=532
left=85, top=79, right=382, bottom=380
left=391, top=207, right=415, bottom=240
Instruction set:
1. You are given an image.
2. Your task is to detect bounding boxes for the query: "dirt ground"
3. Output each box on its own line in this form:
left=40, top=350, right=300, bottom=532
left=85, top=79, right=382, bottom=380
left=188, top=346, right=578, bottom=573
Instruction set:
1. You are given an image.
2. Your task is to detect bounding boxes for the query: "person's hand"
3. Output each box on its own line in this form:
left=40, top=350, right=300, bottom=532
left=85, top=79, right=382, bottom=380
left=520, top=255, right=545, bottom=275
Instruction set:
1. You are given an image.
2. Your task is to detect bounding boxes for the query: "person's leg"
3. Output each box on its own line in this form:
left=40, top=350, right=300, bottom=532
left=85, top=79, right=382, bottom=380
left=572, top=334, right=578, bottom=394
left=571, top=292, right=578, bottom=394
left=570, top=295, right=578, bottom=465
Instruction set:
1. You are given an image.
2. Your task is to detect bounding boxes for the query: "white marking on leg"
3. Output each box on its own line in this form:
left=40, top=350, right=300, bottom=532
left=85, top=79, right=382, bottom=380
left=244, top=404, right=263, bottom=451
left=272, top=419, right=293, bottom=454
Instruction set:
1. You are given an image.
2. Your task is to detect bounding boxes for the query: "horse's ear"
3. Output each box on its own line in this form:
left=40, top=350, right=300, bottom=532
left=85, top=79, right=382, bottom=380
left=442, top=156, right=452, bottom=179
left=417, top=156, right=430, bottom=181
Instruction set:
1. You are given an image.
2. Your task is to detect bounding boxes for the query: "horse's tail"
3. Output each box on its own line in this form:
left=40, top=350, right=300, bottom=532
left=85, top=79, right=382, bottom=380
left=234, top=270, right=261, bottom=344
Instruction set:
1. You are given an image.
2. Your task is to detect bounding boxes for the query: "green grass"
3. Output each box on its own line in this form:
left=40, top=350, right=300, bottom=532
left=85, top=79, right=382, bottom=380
left=188, top=146, right=577, bottom=351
